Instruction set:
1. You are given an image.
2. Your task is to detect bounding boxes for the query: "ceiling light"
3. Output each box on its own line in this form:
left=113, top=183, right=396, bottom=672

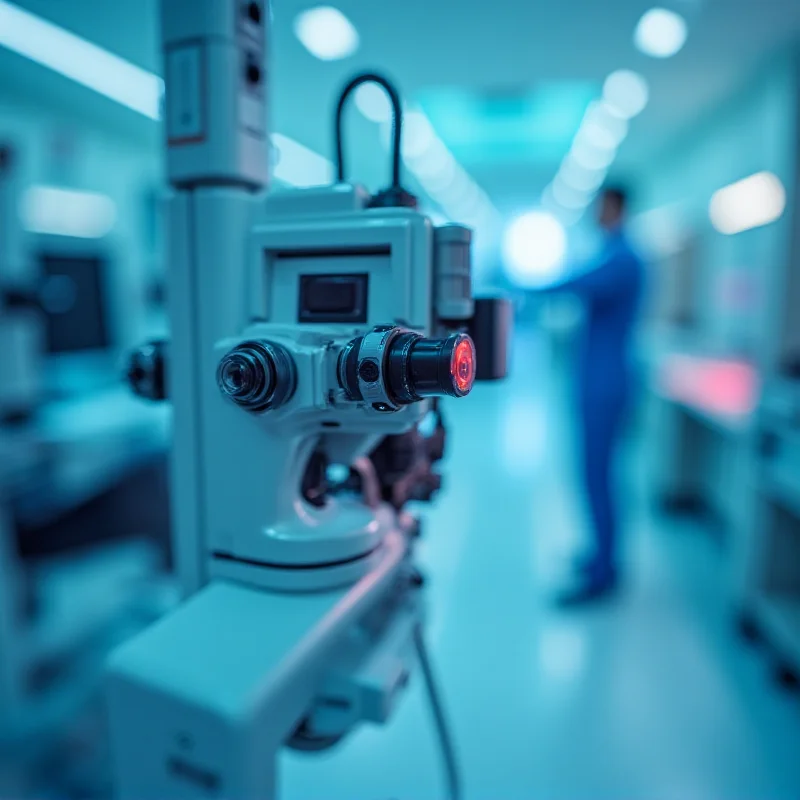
left=402, top=111, right=436, bottom=160
left=417, top=149, right=457, bottom=190
left=271, top=133, right=334, bottom=187
left=590, top=101, right=630, bottom=139
left=558, top=157, right=607, bottom=194
left=635, top=8, right=688, bottom=59
left=355, top=82, right=391, bottom=123
left=21, top=186, right=116, bottom=238
left=569, top=139, right=617, bottom=171
left=577, top=101, right=628, bottom=149
left=293, top=6, right=359, bottom=61
left=447, top=184, right=484, bottom=219
left=552, top=176, right=594, bottom=210
left=427, top=210, right=451, bottom=226
left=0, top=0, right=162, bottom=118
left=602, top=70, right=649, bottom=119
left=709, top=172, right=786, bottom=235
left=436, top=166, right=474, bottom=207
left=502, top=211, right=567, bottom=288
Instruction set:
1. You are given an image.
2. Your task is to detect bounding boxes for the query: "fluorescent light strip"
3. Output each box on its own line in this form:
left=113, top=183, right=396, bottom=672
left=635, top=8, right=687, bottom=59
left=384, top=109, right=498, bottom=230
left=709, top=171, right=786, bottom=235
left=546, top=73, right=644, bottom=223
left=0, top=0, right=162, bottom=119
left=293, top=6, right=359, bottom=61
left=602, top=70, right=649, bottom=119
left=272, top=133, right=333, bottom=187
left=0, top=2, right=332, bottom=188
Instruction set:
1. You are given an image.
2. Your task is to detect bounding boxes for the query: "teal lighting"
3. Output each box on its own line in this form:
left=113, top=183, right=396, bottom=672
left=416, top=83, right=598, bottom=165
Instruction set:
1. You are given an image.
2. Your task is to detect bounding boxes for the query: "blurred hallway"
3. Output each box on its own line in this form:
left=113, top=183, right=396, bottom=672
left=281, top=326, right=800, bottom=800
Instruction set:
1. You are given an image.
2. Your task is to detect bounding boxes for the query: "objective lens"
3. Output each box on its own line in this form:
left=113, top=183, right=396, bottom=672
left=219, top=354, right=264, bottom=398
left=217, top=341, right=296, bottom=412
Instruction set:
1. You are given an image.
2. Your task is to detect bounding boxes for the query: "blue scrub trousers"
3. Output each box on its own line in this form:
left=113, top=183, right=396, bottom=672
left=578, top=377, right=628, bottom=579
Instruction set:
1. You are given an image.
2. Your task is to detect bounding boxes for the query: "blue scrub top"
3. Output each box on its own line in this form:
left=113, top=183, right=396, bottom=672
left=547, top=228, right=645, bottom=404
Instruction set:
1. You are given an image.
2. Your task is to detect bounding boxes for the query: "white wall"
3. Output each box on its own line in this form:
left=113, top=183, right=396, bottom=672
left=635, top=48, right=799, bottom=370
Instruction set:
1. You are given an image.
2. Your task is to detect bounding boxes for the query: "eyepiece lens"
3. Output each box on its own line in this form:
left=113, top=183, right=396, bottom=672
left=217, top=341, right=295, bottom=412
left=451, top=337, right=476, bottom=395
left=220, top=356, right=256, bottom=397
left=385, top=331, right=476, bottom=402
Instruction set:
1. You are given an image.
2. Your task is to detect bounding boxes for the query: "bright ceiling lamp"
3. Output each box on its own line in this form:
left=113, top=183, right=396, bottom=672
left=294, top=6, right=359, bottom=61
left=552, top=175, right=594, bottom=210
left=603, top=70, right=649, bottom=119
left=272, top=133, right=333, bottom=187
left=576, top=102, right=628, bottom=151
left=709, top=171, right=786, bottom=235
left=635, top=8, right=688, bottom=59
left=569, top=138, right=617, bottom=171
left=401, top=111, right=436, bottom=160
left=446, top=183, right=484, bottom=219
left=503, top=211, right=567, bottom=288
left=416, top=146, right=457, bottom=188
left=558, top=156, right=607, bottom=194
left=21, top=185, right=116, bottom=238
left=0, top=0, right=162, bottom=118
left=355, top=82, right=391, bottom=123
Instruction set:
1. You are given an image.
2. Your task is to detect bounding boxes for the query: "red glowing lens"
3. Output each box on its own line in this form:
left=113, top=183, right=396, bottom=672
left=451, top=337, right=476, bottom=395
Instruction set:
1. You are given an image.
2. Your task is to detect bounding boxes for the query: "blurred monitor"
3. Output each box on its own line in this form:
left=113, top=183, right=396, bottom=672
left=39, top=252, right=110, bottom=354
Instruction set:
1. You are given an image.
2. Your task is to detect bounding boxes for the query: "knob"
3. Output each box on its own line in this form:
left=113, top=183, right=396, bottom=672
left=217, top=341, right=295, bottom=412
left=126, top=340, right=168, bottom=401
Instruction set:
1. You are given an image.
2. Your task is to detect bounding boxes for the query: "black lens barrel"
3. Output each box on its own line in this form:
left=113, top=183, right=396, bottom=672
left=402, top=336, right=462, bottom=399
left=339, top=328, right=475, bottom=407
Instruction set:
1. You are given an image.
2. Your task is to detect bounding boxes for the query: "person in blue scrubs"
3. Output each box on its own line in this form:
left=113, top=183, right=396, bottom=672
left=544, top=186, right=645, bottom=605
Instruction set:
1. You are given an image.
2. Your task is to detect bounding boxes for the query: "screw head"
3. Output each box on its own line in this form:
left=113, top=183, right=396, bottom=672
left=358, top=359, right=380, bottom=383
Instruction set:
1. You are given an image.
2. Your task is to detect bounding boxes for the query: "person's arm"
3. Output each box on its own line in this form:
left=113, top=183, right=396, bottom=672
left=539, top=250, right=632, bottom=303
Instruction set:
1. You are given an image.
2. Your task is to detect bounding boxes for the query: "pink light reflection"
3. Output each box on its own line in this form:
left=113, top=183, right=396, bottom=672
left=659, top=354, right=760, bottom=419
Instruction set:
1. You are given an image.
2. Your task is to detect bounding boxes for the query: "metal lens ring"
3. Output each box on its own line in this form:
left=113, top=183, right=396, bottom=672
left=356, top=326, right=411, bottom=412
left=217, top=340, right=296, bottom=412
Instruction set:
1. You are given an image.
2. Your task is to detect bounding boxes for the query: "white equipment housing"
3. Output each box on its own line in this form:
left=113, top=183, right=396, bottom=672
left=106, top=2, right=466, bottom=798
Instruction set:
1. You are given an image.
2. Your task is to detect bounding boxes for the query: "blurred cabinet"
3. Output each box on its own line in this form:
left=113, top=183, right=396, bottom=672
left=731, top=51, right=800, bottom=681
left=638, top=46, right=800, bottom=681
left=735, top=381, right=800, bottom=680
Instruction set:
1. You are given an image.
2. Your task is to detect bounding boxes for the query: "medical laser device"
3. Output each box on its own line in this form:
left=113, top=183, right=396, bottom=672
left=107, top=2, right=509, bottom=797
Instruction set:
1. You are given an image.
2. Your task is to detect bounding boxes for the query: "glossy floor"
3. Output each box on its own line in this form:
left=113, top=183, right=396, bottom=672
left=282, top=330, right=800, bottom=800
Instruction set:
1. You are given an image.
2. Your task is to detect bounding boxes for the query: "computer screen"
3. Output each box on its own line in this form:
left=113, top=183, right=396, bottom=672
left=39, top=253, right=110, bottom=354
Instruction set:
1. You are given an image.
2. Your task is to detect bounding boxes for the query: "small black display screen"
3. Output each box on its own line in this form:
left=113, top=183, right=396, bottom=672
left=39, top=253, right=110, bottom=354
left=298, top=273, right=368, bottom=323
